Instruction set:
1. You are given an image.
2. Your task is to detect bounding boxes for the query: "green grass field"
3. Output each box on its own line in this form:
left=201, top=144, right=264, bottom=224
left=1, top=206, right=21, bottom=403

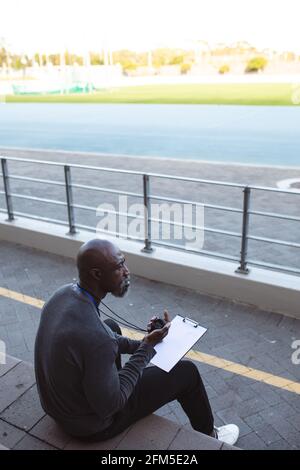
left=6, top=83, right=297, bottom=105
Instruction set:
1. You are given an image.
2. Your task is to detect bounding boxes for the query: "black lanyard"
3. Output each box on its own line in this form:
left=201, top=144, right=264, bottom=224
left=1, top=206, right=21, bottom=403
left=76, top=283, right=147, bottom=332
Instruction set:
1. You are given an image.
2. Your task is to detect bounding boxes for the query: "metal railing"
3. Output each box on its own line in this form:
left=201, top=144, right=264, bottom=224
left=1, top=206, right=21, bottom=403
left=0, top=156, right=299, bottom=276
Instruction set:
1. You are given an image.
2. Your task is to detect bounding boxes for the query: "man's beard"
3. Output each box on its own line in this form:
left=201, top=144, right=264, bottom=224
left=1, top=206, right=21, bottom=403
left=112, top=278, right=130, bottom=298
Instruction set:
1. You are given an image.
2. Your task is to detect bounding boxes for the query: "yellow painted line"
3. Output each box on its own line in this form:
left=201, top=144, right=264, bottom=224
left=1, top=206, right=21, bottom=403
left=188, top=350, right=299, bottom=391
left=1, top=286, right=300, bottom=395
left=283, top=382, right=300, bottom=394
left=0, top=287, right=44, bottom=309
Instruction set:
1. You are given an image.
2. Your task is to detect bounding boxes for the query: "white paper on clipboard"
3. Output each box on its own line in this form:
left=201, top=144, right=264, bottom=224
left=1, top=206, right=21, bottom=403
left=150, top=314, right=207, bottom=372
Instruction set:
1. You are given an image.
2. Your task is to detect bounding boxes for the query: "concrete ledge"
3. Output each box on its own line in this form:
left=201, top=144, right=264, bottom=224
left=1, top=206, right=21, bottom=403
left=0, top=355, right=238, bottom=450
left=1, top=214, right=300, bottom=318
left=0, top=444, right=9, bottom=450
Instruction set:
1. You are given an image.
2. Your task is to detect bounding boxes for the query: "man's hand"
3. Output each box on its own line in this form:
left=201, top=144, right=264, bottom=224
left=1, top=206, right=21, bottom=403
left=143, top=310, right=171, bottom=347
left=146, top=310, right=171, bottom=333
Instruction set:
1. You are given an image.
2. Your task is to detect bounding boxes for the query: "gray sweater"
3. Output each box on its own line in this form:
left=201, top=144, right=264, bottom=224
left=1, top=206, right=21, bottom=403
left=34, top=284, right=155, bottom=437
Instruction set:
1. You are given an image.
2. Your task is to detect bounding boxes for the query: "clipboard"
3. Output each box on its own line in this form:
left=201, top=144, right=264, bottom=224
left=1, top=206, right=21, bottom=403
left=150, top=314, right=207, bottom=373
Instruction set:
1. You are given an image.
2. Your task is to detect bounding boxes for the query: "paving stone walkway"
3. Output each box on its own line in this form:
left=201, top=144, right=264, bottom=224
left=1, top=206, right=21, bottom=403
left=0, top=241, right=300, bottom=449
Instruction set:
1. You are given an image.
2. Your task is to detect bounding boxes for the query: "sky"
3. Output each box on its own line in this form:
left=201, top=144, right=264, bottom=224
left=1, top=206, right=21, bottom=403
left=1, top=0, right=300, bottom=54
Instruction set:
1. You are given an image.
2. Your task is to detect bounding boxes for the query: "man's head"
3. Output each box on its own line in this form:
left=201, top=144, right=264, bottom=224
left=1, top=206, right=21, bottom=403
left=76, top=239, right=130, bottom=299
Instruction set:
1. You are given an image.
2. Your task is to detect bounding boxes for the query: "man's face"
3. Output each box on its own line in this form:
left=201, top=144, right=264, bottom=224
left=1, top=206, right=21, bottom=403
left=102, top=250, right=131, bottom=298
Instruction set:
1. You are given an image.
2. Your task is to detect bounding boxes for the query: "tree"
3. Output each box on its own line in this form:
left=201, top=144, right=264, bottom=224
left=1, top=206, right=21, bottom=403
left=180, top=63, right=191, bottom=74
left=0, top=37, right=8, bottom=66
left=0, top=47, right=7, bottom=67
left=219, top=64, right=230, bottom=74
left=245, top=56, right=268, bottom=73
left=90, top=52, right=104, bottom=65
left=11, top=55, right=28, bottom=70
left=170, top=54, right=184, bottom=65
left=152, top=48, right=171, bottom=67
left=122, top=61, right=137, bottom=74
left=49, top=54, right=60, bottom=66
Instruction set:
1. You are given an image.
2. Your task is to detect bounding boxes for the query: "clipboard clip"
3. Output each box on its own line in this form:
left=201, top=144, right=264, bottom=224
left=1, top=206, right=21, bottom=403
left=182, top=317, right=199, bottom=328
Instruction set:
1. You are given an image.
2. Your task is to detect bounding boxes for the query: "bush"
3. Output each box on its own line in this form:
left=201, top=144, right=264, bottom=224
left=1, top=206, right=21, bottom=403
left=122, top=61, right=137, bottom=74
left=180, top=63, right=191, bottom=75
left=170, top=54, right=185, bottom=65
left=219, top=64, right=230, bottom=74
left=245, top=56, right=268, bottom=73
left=90, top=53, right=104, bottom=66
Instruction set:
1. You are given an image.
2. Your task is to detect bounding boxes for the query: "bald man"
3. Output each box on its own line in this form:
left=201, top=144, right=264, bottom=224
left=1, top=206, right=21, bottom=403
left=34, top=239, right=239, bottom=445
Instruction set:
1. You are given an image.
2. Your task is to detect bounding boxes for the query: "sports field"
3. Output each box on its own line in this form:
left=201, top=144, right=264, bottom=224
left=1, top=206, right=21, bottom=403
left=6, top=83, right=297, bottom=105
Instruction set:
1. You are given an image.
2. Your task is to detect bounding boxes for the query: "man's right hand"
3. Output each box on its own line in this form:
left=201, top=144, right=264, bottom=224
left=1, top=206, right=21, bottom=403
left=142, top=322, right=171, bottom=347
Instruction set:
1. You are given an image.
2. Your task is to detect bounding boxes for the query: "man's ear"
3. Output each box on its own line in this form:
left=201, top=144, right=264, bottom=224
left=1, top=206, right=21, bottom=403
left=90, top=268, right=102, bottom=281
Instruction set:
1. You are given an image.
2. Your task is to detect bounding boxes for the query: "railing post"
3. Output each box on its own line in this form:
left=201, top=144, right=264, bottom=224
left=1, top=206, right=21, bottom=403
left=1, top=158, right=14, bottom=221
left=64, top=165, right=76, bottom=234
left=236, top=185, right=251, bottom=274
left=142, top=174, right=153, bottom=253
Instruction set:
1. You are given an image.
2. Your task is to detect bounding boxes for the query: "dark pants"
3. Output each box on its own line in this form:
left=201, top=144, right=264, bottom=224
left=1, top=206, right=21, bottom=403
left=88, top=318, right=214, bottom=441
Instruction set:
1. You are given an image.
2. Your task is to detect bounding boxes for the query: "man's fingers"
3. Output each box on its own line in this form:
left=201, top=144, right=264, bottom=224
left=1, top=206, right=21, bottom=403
left=154, top=323, right=170, bottom=337
left=161, top=322, right=171, bottom=335
left=163, top=310, right=171, bottom=323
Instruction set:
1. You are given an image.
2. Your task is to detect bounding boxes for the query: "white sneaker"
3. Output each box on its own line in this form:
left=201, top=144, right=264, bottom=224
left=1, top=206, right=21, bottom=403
left=214, top=424, right=240, bottom=446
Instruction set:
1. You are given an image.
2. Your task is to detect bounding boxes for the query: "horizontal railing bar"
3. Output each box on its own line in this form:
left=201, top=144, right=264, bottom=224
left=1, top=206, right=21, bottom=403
left=147, top=174, right=244, bottom=188
left=199, top=203, right=242, bottom=214
left=0, top=156, right=146, bottom=176
left=249, top=209, right=300, bottom=223
left=75, top=204, right=241, bottom=238
left=75, top=202, right=241, bottom=238
left=153, top=239, right=240, bottom=261
left=13, top=211, right=68, bottom=226
left=10, top=193, right=67, bottom=206
left=0, top=157, right=243, bottom=186
left=150, top=194, right=243, bottom=213
left=150, top=216, right=241, bottom=238
left=250, top=185, right=300, bottom=195
left=247, top=259, right=300, bottom=275
left=9, top=174, right=65, bottom=186
left=74, top=203, right=241, bottom=238
left=72, top=203, right=95, bottom=212
left=150, top=195, right=203, bottom=205
left=73, top=203, right=144, bottom=219
left=71, top=183, right=143, bottom=198
left=3, top=156, right=300, bottom=195
left=248, top=234, right=300, bottom=249
left=76, top=223, right=144, bottom=242
left=0, top=156, right=65, bottom=168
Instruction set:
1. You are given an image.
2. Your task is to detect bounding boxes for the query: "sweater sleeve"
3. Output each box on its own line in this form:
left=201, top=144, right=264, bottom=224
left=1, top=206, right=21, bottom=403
left=82, top=338, right=155, bottom=419
left=113, top=332, right=142, bottom=354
